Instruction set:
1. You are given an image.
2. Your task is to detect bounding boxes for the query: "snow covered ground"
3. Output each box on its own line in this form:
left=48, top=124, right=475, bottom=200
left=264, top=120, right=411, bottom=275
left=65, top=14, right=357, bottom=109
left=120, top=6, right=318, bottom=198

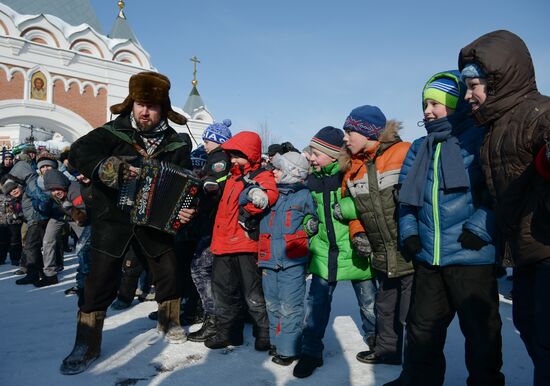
left=0, top=254, right=532, bottom=386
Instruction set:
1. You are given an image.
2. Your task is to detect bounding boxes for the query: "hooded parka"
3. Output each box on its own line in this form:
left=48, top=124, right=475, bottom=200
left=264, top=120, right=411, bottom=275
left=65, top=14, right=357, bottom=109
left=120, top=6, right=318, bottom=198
left=459, top=30, right=550, bottom=266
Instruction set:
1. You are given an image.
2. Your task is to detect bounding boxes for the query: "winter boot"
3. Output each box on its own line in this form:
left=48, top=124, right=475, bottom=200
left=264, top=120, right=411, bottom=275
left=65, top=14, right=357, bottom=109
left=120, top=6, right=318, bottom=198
left=34, top=274, right=59, bottom=288
left=204, top=332, right=243, bottom=349
left=272, top=354, right=298, bottom=366
left=15, top=267, right=39, bottom=285
left=293, top=355, right=323, bottom=378
left=188, top=314, right=217, bottom=342
left=254, top=336, right=271, bottom=352
left=60, top=311, right=105, bottom=375
left=157, top=299, right=187, bottom=344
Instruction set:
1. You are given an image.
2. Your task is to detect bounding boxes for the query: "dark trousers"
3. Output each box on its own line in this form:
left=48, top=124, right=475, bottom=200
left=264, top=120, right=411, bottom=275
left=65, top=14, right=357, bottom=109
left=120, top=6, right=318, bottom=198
left=23, top=221, right=46, bottom=273
left=0, top=224, right=22, bottom=264
left=374, top=271, right=413, bottom=357
left=117, top=247, right=147, bottom=303
left=212, top=253, right=269, bottom=340
left=513, top=258, right=550, bottom=386
left=80, top=238, right=180, bottom=313
left=402, top=263, right=504, bottom=386
left=191, top=236, right=215, bottom=315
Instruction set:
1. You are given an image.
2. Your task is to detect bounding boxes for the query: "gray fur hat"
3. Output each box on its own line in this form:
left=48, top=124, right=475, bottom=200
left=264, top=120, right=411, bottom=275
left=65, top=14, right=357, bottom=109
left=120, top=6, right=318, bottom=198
left=271, top=152, right=310, bottom=184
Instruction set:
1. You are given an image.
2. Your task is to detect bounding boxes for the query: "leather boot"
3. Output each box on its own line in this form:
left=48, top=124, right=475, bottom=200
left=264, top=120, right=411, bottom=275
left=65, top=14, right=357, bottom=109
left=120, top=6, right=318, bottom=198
left=60, top=311, right=105, bottom=375
left=188, top=314, right=216, bottom=342
left=157, top=299, right=187, bottom=344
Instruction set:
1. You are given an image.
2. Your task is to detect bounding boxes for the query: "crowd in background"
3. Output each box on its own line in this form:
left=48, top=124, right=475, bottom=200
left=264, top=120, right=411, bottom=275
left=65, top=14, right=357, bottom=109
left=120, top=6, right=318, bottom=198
left=1, top=30, right=549, bottom=386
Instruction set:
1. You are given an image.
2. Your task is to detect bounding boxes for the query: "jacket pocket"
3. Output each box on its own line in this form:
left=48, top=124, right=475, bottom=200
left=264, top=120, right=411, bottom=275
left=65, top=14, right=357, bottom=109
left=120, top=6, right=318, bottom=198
left=258, top=233, right=272, bottom=261
left=284, top=230, right=309, bottom=259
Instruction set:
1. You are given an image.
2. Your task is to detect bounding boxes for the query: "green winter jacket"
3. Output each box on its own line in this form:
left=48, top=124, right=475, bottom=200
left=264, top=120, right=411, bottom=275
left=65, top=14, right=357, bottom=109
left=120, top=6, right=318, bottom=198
left=307, top=162, right=373, bottom=283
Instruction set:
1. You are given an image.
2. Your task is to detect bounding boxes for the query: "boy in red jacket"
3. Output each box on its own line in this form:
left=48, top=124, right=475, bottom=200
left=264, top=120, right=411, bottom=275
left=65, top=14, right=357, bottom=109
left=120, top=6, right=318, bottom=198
left=206, top=131, right=279, bottom=351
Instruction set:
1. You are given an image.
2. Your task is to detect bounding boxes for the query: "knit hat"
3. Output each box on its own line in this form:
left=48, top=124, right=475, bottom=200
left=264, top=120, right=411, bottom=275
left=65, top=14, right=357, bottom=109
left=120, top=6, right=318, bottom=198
left=343, top=105, right=387, bottom=141
left=202, top=119, right=233, bottom=144
left=461, top=63, right=486, bottom=79
left=1, top=178, right=20, bottom=195
left=36, top=151, right=58, bottom=170
left=43, top=169, right=70, bottom=191
left=2, top=151, right=13, bottom=161
left=190, top=145, right=208, bottom=169
left=423, top=76, right=461, bottom=109
left=271, top=152, right=310, bottom=184
left=310, top=126, right=344, bottom=159
left=109, top=71, right=187, bottom=125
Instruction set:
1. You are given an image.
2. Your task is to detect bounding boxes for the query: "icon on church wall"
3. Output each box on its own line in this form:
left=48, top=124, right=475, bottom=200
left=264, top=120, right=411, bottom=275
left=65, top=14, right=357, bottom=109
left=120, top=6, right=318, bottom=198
left=30, top=72, right=47, bottom=101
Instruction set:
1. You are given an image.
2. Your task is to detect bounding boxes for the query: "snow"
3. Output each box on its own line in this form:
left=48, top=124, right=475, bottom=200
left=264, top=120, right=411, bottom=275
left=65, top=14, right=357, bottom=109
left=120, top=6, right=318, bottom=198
left=0, top=255, right=532, bottom=386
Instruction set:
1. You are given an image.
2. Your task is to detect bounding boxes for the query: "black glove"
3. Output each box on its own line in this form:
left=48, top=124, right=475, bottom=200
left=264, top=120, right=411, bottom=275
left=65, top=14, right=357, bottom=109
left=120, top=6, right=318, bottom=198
left=403, top=235, right=422, bottom=257
left=352, top=232, right=372, bottom=258
left=458, top=229, right=488, bottom=250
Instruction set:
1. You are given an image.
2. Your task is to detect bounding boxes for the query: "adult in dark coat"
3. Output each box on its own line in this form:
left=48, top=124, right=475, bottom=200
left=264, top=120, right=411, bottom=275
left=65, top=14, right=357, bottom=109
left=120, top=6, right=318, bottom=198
left=459, top=30, right=550, bottom=386
left=61, top=71, right=195, bottom=375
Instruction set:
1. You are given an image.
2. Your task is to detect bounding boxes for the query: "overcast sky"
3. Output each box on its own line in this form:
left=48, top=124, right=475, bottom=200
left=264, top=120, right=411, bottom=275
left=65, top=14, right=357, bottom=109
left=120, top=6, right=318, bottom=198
left=91, top=0, right=550, bottom=148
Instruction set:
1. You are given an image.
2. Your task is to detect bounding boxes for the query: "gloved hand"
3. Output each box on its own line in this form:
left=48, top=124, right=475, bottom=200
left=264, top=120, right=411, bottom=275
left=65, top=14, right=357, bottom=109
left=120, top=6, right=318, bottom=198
left=352, top=232, right=372, bottom=258
left=61, top=200, right=73, bottom=210
left=247, top=188, right=268, bottom=209
left=333, top=202, right=344, bottom=221
left=98, top=156, right=137, bottom=189
left=458, top=229, right=488, bottom=250
left=403, top=235, right=422, bottom=257
left=304, top=217, right=319, bottom=236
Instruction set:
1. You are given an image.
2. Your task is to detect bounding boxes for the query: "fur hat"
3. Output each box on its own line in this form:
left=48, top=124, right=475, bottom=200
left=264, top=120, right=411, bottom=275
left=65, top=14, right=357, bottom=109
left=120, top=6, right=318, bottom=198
left=110, top=71, right=187, bottom=125
left=43, top=169, right=70, bottom=191
left=23, top=145, right=37, bottom=155
left=310, top=126, right=344, bottom=159
left=202, top=119, right=233, bottom=144
left=36, top=151, right=58, bottom=170
left=271, top=152, right=310, bottom=184
left=1, top=178, right=20, bottom=195
left=343, top=105, right=387, bottom=141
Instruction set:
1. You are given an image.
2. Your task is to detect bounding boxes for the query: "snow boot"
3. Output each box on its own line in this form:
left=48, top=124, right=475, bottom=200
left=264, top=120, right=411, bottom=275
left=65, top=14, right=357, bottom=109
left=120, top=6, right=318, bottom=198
left=254, top=336, right=271, bottom=352
left=157, top=299, right=187, bottom=344
left=34, top=274, right=58, bottom=288
left=188, top=314, right=217, bottom=342
left=293, top=355, right=323, bottom=378
left=60, top=311, right=105, bottom=375
left=204, top=332, right=243, bottom=349
left=272, top=354, right=298, bottom=366
left=15, top=268, right=39, bottom=285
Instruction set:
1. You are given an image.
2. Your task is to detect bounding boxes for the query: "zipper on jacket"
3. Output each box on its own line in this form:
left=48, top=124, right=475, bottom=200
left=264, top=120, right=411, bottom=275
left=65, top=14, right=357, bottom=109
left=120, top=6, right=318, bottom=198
left=432, top=143, right=442, bottom=265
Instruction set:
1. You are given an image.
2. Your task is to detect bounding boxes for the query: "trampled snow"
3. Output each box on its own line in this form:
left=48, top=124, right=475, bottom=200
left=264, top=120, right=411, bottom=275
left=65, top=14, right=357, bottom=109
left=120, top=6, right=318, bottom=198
left=0, top=254, right=532, bottom=386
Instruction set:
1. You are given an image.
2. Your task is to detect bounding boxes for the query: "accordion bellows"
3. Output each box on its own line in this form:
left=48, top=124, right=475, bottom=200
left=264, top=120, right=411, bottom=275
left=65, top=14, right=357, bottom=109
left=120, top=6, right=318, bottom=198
left=118, top=159, right=201, bottom=235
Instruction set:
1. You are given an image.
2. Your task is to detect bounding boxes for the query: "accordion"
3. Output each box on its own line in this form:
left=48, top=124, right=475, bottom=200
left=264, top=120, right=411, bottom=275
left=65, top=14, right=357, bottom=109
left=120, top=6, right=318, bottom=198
left=117, top=159, right=202, bottom=235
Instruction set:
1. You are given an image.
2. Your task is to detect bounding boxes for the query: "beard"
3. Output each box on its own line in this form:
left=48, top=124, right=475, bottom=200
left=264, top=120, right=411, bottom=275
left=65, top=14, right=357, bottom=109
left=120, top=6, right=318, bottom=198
left=136, top=118, right=156, bottom=131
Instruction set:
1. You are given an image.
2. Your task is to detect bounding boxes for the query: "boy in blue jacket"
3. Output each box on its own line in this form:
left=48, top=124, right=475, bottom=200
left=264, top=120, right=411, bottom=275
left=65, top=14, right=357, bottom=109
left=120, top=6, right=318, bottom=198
left=385, top=71, right=504, bottom=386
left=257, top=151, right=316, bottom=366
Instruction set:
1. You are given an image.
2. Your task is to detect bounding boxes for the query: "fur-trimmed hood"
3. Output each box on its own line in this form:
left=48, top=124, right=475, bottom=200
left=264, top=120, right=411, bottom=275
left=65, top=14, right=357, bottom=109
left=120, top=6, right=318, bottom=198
left=338, top=119, right=402, bottom=172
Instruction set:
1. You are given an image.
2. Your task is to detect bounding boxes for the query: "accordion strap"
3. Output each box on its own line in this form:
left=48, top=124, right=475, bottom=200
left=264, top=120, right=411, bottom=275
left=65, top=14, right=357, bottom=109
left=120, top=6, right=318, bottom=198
left=132, top=143, right=165, bottom=160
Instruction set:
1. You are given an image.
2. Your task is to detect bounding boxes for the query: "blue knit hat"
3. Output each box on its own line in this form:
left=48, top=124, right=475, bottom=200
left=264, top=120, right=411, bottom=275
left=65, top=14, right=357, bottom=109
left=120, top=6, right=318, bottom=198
left=202, top=119, right=233, bottom=144
left=343, top=105, right=387, bottom=140
left=310, top=126, right=344, bottom=159
left=461, top=63, right=486, bottom=79
left=190, top=145, right=208, bottom=168
left=423, top=76, right=461, bottom=109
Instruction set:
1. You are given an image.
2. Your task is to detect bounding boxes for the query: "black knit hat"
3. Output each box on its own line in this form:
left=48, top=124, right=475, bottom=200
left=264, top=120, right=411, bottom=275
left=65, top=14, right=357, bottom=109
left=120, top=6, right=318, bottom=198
left=310, top=126, right=344, bottom=159
left=43, top=169, right=70, bottom=191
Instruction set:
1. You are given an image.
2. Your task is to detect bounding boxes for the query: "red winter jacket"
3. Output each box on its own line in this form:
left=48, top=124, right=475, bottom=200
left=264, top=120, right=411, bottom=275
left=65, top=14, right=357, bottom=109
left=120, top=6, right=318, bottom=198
left=210, top=131, right=279, bottom=255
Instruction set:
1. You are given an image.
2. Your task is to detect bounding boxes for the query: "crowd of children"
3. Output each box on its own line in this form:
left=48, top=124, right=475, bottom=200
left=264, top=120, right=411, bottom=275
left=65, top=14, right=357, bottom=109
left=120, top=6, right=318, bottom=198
left=1, top=29, right=549, bottom=386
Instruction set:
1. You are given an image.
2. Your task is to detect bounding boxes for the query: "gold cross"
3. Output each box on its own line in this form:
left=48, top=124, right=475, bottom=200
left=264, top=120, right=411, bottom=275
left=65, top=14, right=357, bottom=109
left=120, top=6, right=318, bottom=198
left=190, top=56, right=200, bottom=86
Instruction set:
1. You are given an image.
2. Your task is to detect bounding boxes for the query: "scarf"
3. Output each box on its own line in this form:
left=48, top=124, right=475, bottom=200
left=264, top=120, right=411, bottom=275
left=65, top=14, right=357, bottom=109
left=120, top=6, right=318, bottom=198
left=399, top=114, right=470, bottom=207
left=130, top=112, right=169, bottom=155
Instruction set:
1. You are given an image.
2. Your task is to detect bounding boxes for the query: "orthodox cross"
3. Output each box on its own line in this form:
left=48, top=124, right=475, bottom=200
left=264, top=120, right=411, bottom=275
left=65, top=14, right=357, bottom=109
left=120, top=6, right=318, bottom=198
left=190, top=56, right=200, bottom=87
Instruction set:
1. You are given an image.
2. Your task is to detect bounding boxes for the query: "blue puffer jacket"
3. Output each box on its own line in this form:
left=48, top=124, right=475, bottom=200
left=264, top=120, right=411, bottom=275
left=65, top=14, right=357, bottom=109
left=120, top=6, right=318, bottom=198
left=258, top=183, right=316, bottom=269
left=399, top=71, right=496, bottom=266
